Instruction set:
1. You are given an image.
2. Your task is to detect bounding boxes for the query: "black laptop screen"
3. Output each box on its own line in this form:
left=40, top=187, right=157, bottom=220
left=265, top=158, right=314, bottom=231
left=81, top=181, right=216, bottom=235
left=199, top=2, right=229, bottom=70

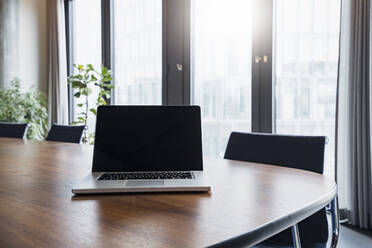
left=92, top=106, right=203, bottom=172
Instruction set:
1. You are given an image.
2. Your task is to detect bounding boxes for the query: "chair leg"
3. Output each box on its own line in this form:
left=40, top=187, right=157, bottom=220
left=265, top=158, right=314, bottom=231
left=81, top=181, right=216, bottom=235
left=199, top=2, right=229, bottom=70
left=291, top=224, right=302, bottom=248
left=330, top=197, right=340, bottom=248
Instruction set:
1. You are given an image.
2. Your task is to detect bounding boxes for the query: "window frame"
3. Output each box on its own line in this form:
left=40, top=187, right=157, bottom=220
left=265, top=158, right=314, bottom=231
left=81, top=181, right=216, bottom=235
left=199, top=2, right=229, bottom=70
left=64, top=0, right=74, bottom=124
left=252, top=0, right=274, bottom=133
left=63, top=0, right=279, bottom=133
left=101, top=0, right=114, bottom=104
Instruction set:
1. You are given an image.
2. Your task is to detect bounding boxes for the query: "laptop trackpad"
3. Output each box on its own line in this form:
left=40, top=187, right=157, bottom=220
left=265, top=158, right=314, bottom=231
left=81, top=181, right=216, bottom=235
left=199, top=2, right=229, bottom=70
left=125, top=180, right=165, bottom=187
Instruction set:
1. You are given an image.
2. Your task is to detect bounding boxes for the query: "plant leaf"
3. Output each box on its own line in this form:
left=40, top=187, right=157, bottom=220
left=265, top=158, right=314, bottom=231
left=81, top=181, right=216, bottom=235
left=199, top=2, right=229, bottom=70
left=89, top=108, right=97, bottom=115
left=91, top=74, right=98, bottom=81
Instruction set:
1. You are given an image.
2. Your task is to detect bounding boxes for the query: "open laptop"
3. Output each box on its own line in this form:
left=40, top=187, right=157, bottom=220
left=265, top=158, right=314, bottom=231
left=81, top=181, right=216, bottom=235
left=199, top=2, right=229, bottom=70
left=72, top=105, right=210, bottom=194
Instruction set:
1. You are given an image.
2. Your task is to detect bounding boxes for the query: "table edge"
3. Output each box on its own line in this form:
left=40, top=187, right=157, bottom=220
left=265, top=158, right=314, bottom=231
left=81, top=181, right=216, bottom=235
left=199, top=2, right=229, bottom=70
left=208, top=183, right=337, bottom=248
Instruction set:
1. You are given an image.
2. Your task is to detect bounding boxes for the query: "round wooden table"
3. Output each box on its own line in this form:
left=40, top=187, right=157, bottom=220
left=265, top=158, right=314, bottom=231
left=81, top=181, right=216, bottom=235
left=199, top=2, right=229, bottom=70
left=0, top=138, right=336, bottom=247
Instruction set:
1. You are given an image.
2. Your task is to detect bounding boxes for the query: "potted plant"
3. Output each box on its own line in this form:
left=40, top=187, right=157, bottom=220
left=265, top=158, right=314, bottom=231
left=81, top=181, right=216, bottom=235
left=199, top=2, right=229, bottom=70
left=68, top=64, right=113, bottom=144
left=0, top=78, right=48, bottom=140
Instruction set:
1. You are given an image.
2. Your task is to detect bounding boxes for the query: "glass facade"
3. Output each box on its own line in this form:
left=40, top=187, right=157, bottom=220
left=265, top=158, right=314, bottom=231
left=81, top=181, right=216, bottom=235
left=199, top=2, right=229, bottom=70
left=67, top=0, right=341, bottom=169
left=72, top=0, right=102, bottom=133
left=113, top=0, right=162, bottom=105
left=191, top=0, right=253, bottom=159
left=274, top=0, right=340, bottom=176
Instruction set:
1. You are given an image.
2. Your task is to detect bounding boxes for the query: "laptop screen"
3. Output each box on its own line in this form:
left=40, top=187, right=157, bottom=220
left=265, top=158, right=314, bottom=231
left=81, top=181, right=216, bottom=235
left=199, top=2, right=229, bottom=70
left=92, top=106, right=203, bottom=172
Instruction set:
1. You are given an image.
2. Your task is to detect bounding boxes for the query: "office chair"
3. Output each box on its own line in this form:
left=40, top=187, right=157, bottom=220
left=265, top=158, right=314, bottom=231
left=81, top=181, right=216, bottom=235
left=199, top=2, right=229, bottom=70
left=224, top=132, right=339, bottom=248
left=0, top=122, right=29, bottom=139
left=45, top=124, right=85, bottom=144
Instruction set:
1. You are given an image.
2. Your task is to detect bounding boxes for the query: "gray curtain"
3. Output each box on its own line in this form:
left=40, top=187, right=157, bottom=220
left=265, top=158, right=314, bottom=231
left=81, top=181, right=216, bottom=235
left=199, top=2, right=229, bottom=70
left=336, top=0, right=372, bottom=229
left=0, top=0, right=19, bottom=88
left=47, top=0, right=68, bottom=125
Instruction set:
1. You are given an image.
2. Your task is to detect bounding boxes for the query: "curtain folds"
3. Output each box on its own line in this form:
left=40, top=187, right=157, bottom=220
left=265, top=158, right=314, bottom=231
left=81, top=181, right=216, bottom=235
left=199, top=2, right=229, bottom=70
left=0, top=0, right=19, bottom=88
left=336, top=0, right=372, bottom=229
left=47, top=0, right=68, bottom=125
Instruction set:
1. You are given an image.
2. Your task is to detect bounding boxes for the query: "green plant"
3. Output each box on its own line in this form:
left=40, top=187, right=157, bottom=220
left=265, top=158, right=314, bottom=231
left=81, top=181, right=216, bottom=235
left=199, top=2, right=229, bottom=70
left=0, top=78, right=48, bottom=140
left=68, top=64, right=113, bottom=144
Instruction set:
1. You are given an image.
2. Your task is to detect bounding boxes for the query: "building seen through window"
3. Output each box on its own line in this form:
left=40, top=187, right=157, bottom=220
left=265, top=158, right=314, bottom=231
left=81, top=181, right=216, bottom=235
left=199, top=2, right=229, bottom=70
left=275, top=0, right=340, bottom=176
left=192, top=0, right=253, bottom=159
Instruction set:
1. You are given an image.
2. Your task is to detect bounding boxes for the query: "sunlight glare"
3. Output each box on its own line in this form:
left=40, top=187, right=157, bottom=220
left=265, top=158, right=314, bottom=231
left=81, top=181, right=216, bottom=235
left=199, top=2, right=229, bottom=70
left=194, top=0, right=253, bottom=39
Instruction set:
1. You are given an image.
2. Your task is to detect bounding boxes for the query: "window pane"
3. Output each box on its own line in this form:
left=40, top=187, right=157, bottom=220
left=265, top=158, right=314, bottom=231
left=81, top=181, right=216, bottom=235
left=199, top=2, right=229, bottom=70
left=72, top=0, right=101, bottom=133
left=192, top=0, right=253, bottom=159
left=113, top=0, right=162, bottom=105
left=274, top=0, right=340, bottom=176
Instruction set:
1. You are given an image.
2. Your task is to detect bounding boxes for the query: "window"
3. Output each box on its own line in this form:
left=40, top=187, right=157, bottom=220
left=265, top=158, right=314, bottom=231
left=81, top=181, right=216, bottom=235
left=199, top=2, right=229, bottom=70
left=191, top=0, right=253, bottom=158
left=65, top=0, right=341, bottom=173
left=113, top=0, right=162, bottom=105
left=274, top=0, right=341, bottom=176
left=71, top=0, right=102, bottom=132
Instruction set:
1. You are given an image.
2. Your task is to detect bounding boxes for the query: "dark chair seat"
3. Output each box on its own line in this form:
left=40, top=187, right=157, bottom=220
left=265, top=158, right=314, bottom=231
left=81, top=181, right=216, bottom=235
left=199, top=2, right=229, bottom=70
left=255, top=239, right=326, bottom=248
left=256, top=210, right=329, bottom=247
left=0, top=122, right=29, bottom=139
left=224, top=132, right=337, bottom=247
left=45, top=124, right=85, bottom=144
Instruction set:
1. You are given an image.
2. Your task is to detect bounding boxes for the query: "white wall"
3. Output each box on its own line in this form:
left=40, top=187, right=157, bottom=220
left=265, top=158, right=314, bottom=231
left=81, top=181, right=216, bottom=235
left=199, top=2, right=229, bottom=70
left=18, top=0, right=48, bottom=94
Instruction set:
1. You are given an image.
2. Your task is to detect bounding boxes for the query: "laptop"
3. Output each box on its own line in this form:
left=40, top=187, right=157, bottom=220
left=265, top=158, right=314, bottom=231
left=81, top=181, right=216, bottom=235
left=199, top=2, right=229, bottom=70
left=72, top=105, right=211, bottom=194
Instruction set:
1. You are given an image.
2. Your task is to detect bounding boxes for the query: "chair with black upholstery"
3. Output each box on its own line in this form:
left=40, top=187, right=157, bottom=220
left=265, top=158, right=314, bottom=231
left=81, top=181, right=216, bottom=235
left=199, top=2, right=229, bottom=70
left=0, top=122, right=29, bottom=139
left=224, top=132, right=339, bottom=248
left=45, top=124, right=85, bottom=144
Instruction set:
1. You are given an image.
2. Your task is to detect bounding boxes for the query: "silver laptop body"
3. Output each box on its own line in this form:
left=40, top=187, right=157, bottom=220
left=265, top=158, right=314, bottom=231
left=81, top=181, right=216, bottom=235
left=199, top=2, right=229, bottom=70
left=72, top=106, right=210, bottom=194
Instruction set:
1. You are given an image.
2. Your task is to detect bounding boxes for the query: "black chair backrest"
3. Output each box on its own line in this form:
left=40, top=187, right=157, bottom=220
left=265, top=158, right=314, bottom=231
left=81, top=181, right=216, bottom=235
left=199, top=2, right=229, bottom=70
left=45, top=124, right=85, bottom=144
left=224, top=132, right=326, bottom=174
left=224, top=132, right=328, bottom=243
left=0, top=122, right=28, bottom=139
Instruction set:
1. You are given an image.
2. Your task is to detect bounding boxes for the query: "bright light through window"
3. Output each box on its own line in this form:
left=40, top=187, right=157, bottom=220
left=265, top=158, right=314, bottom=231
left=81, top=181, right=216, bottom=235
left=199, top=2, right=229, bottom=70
left=274, top=0, right=340, bottom=177
left=113, top=0, right=162, bottom=105
left=72, top=0, right=101, bottom=133
left=192, top=0, right=253, bottom=159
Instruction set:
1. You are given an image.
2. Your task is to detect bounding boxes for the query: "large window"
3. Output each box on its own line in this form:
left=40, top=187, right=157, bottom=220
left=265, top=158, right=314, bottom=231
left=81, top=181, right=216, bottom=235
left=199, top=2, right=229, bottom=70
left=274, top=0, right=340, bottom=175
left=66, top=0, right=341, bottom=175
left=113, top=0, right=162, bottom=105
left=192, top=0, right=253, bottom=158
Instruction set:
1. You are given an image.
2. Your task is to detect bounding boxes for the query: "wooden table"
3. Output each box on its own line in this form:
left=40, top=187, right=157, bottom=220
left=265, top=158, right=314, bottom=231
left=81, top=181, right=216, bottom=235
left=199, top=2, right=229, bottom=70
left=0, top=138, right=337, bottom=247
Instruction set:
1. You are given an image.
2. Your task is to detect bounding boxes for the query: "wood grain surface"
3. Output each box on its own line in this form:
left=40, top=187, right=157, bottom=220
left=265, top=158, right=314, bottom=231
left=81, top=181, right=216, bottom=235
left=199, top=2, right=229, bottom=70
left=0, top=138, right=337, bottom=247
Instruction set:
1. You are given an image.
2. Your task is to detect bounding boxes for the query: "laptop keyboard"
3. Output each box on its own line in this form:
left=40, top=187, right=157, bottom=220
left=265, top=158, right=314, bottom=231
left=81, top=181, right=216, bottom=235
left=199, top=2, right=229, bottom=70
left=98, top=171, right=194, bottom=180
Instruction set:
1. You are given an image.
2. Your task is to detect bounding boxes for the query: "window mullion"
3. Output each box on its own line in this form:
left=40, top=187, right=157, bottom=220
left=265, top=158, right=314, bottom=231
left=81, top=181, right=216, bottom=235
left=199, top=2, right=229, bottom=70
left=64, top=0, right=74, bottom=124
left=251, top=0, right=274, bottom=133
left=162, top=0, right=191, bottom=105
left=101, top=0, right=114, bottom=103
